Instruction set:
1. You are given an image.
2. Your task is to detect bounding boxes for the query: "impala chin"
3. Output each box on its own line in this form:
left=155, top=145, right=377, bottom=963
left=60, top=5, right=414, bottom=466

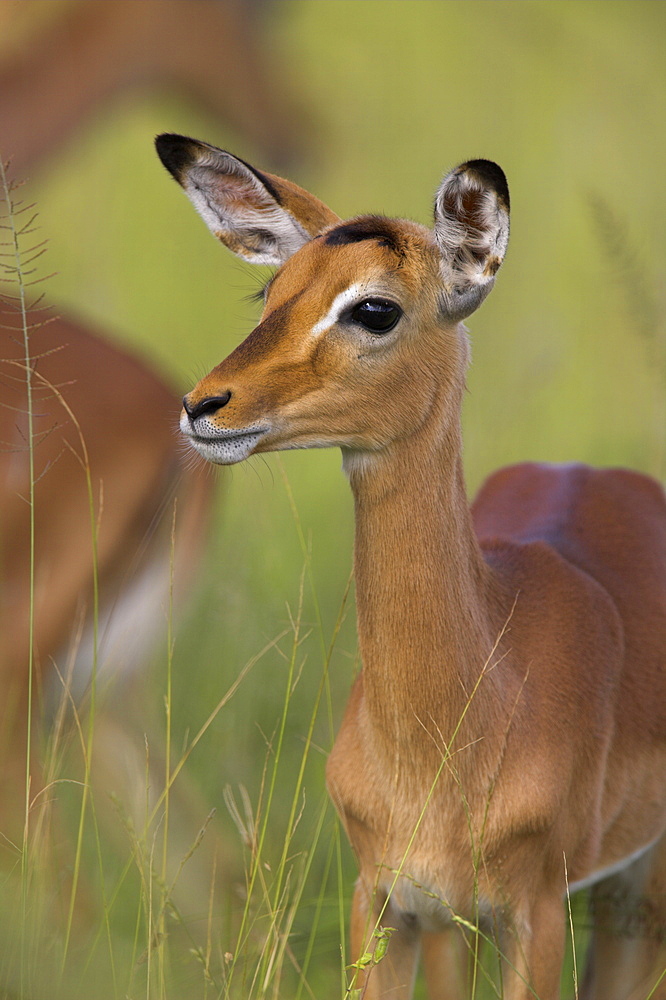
left=181, top=417, right=269, bottom=465
left=190, top=431, right=267, bottom=465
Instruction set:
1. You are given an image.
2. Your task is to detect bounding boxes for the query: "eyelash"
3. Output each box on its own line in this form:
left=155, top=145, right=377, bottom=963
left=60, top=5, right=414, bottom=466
left=246, top=273, right=275, bottom=305
left=247, top=286, right=267, bottom=305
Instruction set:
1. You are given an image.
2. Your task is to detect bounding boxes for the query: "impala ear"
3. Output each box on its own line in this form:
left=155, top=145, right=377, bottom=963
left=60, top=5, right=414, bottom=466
left=155, top=134, right=340, bottom=266
left=433, top=159, right=509, bottom=320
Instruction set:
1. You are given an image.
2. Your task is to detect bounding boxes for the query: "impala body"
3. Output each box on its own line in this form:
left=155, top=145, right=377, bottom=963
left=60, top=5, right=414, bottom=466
left=0, top=310, right=211, bottom=837
left=157, top=133, right=666, bottom=1000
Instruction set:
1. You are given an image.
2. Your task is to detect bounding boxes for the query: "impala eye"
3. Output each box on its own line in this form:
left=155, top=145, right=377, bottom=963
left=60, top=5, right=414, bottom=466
left=350, top=298, right=401, bottom=334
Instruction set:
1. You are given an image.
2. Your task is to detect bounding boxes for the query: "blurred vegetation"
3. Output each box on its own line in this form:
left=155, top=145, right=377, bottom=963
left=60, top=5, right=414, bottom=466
left=2, top=1, right=665, bottom=997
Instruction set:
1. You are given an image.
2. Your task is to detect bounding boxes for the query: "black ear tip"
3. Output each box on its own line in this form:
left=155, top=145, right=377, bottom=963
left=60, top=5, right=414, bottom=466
left=155, top=133, right=196, bottom=181
left=460, top=160, right=510, bottom=211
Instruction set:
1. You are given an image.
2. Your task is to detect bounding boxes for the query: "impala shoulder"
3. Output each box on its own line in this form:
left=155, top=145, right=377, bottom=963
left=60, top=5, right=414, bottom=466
left=591, top=465, right=666, bottom=512
left=486, top=533, right=622, bottom=626
left=484, top=534, right=625, bottom=700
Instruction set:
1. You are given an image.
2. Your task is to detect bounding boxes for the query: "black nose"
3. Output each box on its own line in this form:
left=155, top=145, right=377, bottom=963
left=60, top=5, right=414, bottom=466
left=183, top=391, right=231, bottom=421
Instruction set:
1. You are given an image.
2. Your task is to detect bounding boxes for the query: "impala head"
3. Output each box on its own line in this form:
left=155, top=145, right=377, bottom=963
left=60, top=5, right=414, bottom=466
left=155, top=134, right=509, bottom=467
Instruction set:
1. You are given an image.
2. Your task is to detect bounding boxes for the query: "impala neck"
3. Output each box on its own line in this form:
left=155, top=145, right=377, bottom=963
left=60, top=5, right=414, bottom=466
left=343, top=388, right=501, bottom=763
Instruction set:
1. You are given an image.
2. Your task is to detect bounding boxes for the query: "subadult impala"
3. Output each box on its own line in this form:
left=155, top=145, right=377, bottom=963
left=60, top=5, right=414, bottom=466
left=156, top=134, right=666, bottom=1000
left=0, top=308, right=211, bottom=844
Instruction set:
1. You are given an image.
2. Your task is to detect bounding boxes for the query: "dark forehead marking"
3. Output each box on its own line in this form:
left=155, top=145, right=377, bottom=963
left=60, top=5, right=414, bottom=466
left=323, top=215, right=406, bottom=257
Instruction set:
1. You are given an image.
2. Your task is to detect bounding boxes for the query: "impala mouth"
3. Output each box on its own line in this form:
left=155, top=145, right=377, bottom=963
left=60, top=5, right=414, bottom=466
left=181, top=417, right=270, bottom=465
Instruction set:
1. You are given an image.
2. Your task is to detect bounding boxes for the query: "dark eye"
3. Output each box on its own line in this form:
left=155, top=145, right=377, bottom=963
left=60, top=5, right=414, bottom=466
left=350, top=298, right=401, bottom=334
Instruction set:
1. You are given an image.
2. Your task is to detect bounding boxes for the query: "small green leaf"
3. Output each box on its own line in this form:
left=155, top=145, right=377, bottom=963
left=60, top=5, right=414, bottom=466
left=373, top=926, right=396, bottom=963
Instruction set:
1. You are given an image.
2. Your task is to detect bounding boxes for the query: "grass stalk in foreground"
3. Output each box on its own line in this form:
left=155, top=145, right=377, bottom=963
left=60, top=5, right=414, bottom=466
left=277, top=457, right=352, bottom=994
left=57, top=379, right=101, bottom=974
left=0, top=156, right=37, bottom=999
left=156, top=503, right=178, bottom=998
left=222, top=546, right=353, bottom=999
left=0, top=156, right=116, bottom=995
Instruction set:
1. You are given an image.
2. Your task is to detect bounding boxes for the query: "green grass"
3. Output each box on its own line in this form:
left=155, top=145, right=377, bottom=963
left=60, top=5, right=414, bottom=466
left=2, top=2, right=665, bottom=997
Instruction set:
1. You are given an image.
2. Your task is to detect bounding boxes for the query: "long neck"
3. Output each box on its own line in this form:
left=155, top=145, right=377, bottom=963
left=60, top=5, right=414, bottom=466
left=344, top=397, right=503, bottom=763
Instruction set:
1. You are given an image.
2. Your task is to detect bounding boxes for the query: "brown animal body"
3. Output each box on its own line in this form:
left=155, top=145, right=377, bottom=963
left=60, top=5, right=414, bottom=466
left=156, top=133, right=666, bottom=999
left=0, top=0, right=301, bottom=177
left=0, top=309, right=211, bottom=837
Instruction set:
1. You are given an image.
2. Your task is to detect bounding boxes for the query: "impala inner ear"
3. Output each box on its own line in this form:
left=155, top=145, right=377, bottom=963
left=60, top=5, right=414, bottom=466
left=433, top=159, right=510, bottom=321
left=155, top=133, right=339, bottom=266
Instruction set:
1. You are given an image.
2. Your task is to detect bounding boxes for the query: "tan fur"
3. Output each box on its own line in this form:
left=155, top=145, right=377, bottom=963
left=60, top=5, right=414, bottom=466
left=160, top=137, right=666, bottom=999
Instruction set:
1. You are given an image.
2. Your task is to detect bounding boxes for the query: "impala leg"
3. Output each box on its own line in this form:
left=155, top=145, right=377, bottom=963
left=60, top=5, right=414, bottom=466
left=349, top=878, right=421, bottom=1000
left=500, top=894, right=566, bottom=1000
left=581, top=834, right=666, bottom=1000
left=422, top=927, right=470, bottom=999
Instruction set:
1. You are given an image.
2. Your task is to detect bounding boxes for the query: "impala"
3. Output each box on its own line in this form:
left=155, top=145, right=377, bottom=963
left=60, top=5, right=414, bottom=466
left=156, top=133, right=666, bottom=1000
left=0, top=0, right=300, bottom=176
left=0, top=308, right=211, bottom=840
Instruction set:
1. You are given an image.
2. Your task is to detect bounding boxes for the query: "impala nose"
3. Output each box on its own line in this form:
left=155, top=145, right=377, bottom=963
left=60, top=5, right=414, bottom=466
left=182, top=391, right=232, bottom=421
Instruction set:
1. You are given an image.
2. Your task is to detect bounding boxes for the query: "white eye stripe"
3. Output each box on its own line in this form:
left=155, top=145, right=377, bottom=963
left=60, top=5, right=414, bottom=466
left=310, top=283, right=365, bottom=337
